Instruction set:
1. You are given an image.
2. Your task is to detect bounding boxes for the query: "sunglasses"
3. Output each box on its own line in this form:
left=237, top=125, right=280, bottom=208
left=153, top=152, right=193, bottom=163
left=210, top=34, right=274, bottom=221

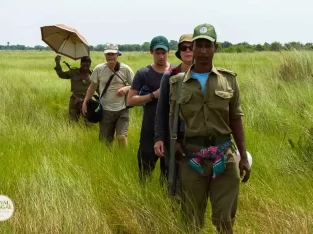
left=180, top=45, right=193, bottom=52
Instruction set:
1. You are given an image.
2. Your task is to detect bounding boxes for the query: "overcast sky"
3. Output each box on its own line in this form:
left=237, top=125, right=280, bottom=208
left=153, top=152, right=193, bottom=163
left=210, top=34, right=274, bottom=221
left=2, top=0, right=312, bottom=46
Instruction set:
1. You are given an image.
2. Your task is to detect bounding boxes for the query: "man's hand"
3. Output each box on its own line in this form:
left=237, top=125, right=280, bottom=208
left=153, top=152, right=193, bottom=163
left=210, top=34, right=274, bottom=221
left=239, top=154, right=251, bottom=183
left=154, top=140, right=164, bottom=157
left=153, top=89, right=160, bottom=98
left=55, top=55, right=61, bottom=64
left=82, top=101, right=88, bottom=116
left=117, top=87, right=127, bottom=97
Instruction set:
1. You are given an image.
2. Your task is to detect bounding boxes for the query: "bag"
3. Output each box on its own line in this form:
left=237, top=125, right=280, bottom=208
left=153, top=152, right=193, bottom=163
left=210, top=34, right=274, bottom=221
left=86, top=62, right=121, bottom=123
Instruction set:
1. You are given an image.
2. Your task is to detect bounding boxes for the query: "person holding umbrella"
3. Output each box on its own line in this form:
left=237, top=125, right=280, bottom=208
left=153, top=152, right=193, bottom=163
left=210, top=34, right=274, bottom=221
left=54, top=55, right=92, bottom=125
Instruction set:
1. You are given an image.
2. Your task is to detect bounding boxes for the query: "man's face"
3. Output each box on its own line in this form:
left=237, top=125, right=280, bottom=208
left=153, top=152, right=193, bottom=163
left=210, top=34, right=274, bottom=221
left=80, top=62, right=91, bottom=73
left=105, top=53, right=118, bottom=65
left=179, top=42, right=193, bottom=64
left=193, top=39, right=217, bottom=65
left=151, top=49, right=168, bottom=66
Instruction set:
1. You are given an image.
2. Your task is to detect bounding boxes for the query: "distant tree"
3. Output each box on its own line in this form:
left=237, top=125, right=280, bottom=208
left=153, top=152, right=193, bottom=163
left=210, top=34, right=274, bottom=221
left=221, top=41, right=232, bottom=48
left=141, top=42, right=150, bottom=51
left=237, top=42, right=250, bottom=47
left=263, top=42, right=271, bottom=51
left=284, top=42, right=304, bottom=50
left=305, top=43, right=313, bottom=50
left=255, top=44, right=264, bottom=51
left=169, top=40, right=178, bottom=50
left=34, top=45, right=46, bottom=51
left=270, top=42, right=283, bottom=51
left=94, top=44, right=104, bottom=51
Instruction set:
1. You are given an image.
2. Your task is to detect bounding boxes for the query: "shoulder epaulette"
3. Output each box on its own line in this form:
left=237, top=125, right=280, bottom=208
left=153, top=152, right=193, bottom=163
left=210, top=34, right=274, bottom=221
left=216, top=67, right=237, bottom=77
left=169, top=72, right=185, bottom=84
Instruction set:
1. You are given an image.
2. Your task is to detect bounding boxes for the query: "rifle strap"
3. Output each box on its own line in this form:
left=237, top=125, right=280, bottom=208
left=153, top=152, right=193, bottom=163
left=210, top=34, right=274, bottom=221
left=171, top=76, right=183, bottom=140
left=168, top=73, right=184, bottom=196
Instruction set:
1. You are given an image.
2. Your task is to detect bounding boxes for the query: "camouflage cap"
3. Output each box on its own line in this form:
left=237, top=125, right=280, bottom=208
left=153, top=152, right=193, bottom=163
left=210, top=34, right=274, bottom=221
left=104, top=43, right=122, bottom=56
left=192, top=24, right=217, bottom=42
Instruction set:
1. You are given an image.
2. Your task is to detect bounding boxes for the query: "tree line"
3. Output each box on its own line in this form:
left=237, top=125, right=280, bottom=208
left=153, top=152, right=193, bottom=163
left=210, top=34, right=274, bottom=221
left=1, top=41, right=312, bottom=53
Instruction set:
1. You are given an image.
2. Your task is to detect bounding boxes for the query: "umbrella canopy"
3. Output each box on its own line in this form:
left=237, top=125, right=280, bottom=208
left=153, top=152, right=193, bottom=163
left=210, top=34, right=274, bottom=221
left=40, top=24, right=90, bottom=60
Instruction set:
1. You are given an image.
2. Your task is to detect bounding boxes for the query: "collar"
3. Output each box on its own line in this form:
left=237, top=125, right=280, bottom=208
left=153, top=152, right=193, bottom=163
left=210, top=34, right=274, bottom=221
left=183, top=64, right=220, bottom=82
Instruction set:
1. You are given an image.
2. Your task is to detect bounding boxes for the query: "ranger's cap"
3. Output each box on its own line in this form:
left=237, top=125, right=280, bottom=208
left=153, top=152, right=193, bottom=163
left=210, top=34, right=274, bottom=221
left=150, top=36, right=169, bottom=51
left=192, top=24, right=217, bottom=42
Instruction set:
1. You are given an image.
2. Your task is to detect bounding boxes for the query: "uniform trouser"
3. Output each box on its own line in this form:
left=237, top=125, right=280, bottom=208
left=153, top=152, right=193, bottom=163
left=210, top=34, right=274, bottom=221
left=99, top=108, right=129, bottom=144
left=68, top=95, right=89, bottom=125
left=179, top=147, right=240, bottom=232
left=137, top=147, right=168, bottom=185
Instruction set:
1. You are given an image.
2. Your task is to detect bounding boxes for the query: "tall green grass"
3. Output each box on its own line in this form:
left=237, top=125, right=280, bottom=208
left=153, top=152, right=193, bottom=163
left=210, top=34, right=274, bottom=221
left=1, top=50, right=313, bottom=233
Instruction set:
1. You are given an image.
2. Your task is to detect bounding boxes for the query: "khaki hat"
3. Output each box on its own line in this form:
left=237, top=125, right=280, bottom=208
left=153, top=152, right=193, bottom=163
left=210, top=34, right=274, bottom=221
left=175, top=34, right=193, bottom=60
left=104, top=43, right=122, bottom=56
left=192, top=23, right=217, bottom=42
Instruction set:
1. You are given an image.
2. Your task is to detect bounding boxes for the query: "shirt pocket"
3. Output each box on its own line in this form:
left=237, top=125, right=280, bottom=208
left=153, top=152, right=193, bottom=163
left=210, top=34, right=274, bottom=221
left=209, top=90, right=234, bottom=111
left=178, top=93, right=202, bottom=118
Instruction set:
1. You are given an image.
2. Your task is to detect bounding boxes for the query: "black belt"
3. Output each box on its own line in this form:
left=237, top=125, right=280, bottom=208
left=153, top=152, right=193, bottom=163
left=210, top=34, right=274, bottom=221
left=184, top=135, right=231, bottom=147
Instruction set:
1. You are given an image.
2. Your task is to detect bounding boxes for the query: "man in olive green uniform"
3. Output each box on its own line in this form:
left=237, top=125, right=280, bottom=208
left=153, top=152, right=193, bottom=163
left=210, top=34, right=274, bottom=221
left=54, top=55, right=92, bottom=125
left=169, top=24, right=251, bottom=233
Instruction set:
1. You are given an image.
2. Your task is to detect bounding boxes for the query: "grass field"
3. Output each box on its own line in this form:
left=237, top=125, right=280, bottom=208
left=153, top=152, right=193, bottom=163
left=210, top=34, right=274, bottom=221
left=1, top=50, right=313, bottom=234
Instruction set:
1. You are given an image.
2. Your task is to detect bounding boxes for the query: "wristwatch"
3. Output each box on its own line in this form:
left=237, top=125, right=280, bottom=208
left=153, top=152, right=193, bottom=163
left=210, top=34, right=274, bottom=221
left=150, top=92, right=156, bottom=100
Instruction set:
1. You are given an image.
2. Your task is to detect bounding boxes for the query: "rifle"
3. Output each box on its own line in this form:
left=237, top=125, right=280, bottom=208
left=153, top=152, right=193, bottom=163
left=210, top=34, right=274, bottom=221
left=63, top=61, right=71, bottom=69
left=63, top=61, right=93, bottom=75
left=168, top=75, right=184, bottom=198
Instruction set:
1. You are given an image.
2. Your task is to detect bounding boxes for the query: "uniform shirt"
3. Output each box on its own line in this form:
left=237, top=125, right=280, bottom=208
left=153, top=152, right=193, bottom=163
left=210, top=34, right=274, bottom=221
left=169, top=65, right=243, bottom=138
left=90, top=63, right=134, bottom=111
left=54, top=64, right=91, bottom=98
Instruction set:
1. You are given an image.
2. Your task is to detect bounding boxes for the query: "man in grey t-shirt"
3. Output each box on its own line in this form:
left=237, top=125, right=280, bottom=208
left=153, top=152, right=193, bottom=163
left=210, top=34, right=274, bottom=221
left=127, top=36, right=175, bottom=185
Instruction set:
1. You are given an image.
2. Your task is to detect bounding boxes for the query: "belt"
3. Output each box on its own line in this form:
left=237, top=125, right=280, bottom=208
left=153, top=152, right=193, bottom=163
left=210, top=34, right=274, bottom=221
left=184, top=134, right=231, bottom=147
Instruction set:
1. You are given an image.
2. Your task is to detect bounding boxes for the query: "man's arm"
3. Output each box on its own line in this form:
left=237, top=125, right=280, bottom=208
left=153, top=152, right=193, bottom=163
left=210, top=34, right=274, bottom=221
left=85, top=82, right=98, bottom=101
left=121, top=67, right=135, bottom=94
left=127, top=70, right=157, bottom=106
left=82, top=82, right=98, bottom=116
left=82, top=67, right=99, bottom=115
left=54, top=56, right=71, bottom=79
left=229, top=77, right=250, bottom=182
left=154, top=71, right=170, bottom=142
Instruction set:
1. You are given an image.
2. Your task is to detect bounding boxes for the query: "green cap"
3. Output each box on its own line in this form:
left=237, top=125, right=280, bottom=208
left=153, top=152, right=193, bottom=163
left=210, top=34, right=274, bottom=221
left=192, top=24, right=217, bottom=42
left=150, top=36, right=169, bottom=51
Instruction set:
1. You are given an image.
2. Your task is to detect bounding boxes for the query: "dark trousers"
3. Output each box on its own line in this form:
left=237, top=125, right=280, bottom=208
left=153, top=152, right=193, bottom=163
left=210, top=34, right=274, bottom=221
left=137, top=147, right=168, bottom=186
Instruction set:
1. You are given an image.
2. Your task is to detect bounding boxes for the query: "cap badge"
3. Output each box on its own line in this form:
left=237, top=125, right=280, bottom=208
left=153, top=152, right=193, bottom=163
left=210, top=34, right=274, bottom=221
left=199, top=27, right=208, bottom=34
